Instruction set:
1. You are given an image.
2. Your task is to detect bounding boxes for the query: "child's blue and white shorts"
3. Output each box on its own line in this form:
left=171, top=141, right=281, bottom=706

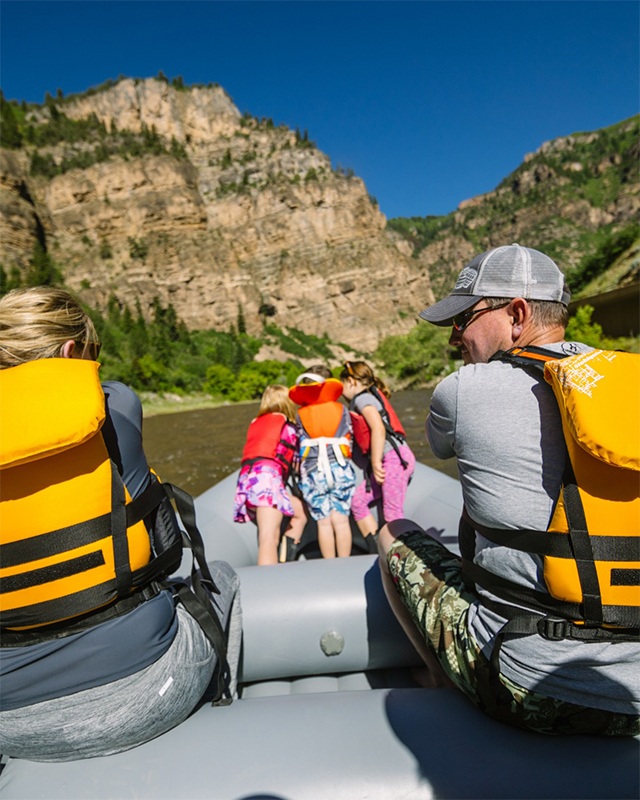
left=299, top=461, right=356, bottom=521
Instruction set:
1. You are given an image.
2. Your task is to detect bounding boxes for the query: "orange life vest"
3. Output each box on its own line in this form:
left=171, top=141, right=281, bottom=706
left=462, top=346, right=640, bottom=644
left=290, top=379, right=352, bottom=484
left=0, top=359, right=175, bottom=634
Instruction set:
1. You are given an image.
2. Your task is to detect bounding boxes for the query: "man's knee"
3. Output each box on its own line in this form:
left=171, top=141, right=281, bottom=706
left=377, top=518, right=425, bottom=564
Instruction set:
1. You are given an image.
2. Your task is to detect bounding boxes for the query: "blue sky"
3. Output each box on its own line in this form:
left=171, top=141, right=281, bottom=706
left=1, top=1, right=638, bottom=219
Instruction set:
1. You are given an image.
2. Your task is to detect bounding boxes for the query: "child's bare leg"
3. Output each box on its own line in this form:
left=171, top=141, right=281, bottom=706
left=317, top=517, right=336, bottom=558
left=332, top=511, right=352, bottom=557
left=284, top=493, right=306, bottom=543
left=255, top=506, right=283, bottom=565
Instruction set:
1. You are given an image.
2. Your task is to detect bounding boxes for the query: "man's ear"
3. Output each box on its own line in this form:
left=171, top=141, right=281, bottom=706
left=60, top=339, right=76, bottom=359
left=509, top=298, right=528, bottom=341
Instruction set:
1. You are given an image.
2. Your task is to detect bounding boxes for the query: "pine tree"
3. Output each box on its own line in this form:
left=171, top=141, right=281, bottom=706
left=0, top=92, right=22, bottom=149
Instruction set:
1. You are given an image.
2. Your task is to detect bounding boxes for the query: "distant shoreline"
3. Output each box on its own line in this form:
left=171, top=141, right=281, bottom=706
left=140, top=382, right=440, bottom=418
left=140, top=393, right=258, bottom=418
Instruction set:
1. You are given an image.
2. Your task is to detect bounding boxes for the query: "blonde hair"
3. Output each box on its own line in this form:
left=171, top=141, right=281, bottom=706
left=0, top=287, right=99, bottom=369
left=340, top=360, right=391, bottom=398
left=258, top=384, right=297, bottom=422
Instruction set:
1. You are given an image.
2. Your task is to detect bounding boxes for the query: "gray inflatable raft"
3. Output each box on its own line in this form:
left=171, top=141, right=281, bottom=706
left=1, top=464, right=638, bottom=799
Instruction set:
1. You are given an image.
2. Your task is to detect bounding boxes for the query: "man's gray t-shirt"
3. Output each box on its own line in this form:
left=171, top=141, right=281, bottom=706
left=427, top=342, right=640, bottom=715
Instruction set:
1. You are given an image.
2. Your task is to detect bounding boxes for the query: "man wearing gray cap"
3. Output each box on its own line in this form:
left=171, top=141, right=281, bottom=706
left=378, top=244, right=639, bottom=735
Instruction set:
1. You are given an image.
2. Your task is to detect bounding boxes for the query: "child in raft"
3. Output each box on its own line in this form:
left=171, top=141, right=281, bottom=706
left=290, top=366, right=356, bottom=559
left=339, top=361, right=416, bottom=553
left=234, top=384, right=306, bottom=565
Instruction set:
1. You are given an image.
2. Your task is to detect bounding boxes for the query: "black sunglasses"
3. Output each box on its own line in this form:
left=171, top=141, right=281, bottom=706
left=451, top=302, right=510, bottom=332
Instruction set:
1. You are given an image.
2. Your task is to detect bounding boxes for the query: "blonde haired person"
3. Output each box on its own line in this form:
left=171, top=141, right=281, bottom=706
left=0, top=287, right=241, bottom=761
left=234, top=384, right=306, bottom=565
left=0, top=285, right=101, bottom=365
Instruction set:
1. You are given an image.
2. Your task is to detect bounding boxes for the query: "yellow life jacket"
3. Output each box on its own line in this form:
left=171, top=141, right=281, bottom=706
left=0, top=358, right=172, bottom=633
left=462, top=346, right=640, bottom=642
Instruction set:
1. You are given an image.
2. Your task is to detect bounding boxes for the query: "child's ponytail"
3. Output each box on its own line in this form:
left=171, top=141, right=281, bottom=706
left=341, top=361, right=391, bottom=398
left=373, top=376, right=391, bottom=399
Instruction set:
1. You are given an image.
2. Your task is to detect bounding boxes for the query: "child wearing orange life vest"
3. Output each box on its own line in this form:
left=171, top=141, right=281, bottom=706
left=234, top=385, right=306, bottom=565
left=290, top=367, right=356, bottom=559
left=340, top=361, right=416, bottom=553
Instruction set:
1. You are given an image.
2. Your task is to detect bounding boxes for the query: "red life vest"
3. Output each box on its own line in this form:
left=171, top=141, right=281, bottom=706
left=349, top=386, right=406, bottom=455
left=241, top=413, right=296, bottom=478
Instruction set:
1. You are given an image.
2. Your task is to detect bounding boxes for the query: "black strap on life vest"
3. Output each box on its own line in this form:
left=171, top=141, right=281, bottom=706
left=162, top=482, right=231, bottom=705
left=354, top=386, right=409, bottom=470
left=1, top=477, right=231, bottom=702
left=0, top=461, right=136, bottom=634
left=0, top=582, right=165, bottom=647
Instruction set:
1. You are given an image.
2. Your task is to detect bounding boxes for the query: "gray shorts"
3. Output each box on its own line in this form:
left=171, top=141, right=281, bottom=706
left=0, top=561, right=242, bottom=761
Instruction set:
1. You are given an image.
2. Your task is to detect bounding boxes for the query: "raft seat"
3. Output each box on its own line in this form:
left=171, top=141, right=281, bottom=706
left=240, top=666, right=419, bottom=698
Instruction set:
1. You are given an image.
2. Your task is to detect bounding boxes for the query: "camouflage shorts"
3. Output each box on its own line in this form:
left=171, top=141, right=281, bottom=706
left=387, top=529, right=639, bottom=737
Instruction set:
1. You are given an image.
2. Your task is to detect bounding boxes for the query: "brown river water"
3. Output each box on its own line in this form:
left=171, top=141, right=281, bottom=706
left=143, top=388, right=459, bottom=497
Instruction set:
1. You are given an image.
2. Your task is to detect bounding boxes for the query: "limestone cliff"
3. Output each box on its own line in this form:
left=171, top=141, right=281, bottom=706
left=0, top=78, right=432, bottom=352
left=389, top=116, right=639, bottom=302
left=2, top=79, right=636, bottom=351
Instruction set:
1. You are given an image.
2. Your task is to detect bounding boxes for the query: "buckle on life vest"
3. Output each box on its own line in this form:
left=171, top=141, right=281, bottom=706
left=537, top=616, right=569, bottom=641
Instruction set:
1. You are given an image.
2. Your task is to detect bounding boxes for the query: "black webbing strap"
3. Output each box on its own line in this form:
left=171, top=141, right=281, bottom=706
left=462, top=557, right=583, bottom=619
left=369, top=385, right=409, bottom=469
left=488, top=611, right=640, bottom=705
left=163, top=483, right=231, bottom=705
left=130, top=541, right=183, bottom=587
left=0, top=552, right=105, bottom=594
left=561, top=458, right=603, bottom=627
left=490, top=346, right=558, bottom=371
left=1, top=582, right=163, bottom=646
left=110, top=461, right=132, bottom=599
left=125, top=477, right=167, bottom=527
left=171, top=581, right=230, bottom=705
left=467, top=518, right=637, bottom=560
left=0, top=514, right=113, bottom=568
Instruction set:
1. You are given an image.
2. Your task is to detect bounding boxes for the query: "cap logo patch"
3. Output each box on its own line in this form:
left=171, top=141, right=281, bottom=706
left=454, top=267, right=477, bottom=291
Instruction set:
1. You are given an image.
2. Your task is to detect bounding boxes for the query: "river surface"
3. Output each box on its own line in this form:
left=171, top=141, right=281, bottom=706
left=143, top=389, right=458, bottom=497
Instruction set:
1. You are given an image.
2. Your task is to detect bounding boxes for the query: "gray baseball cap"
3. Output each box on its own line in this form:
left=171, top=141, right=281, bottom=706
left=419, top=243, right=571, bottom=325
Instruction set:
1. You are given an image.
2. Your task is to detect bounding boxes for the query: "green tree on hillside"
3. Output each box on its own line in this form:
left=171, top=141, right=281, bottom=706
left=566, top=222, right=640, bottom=294
left=25, top=243, right=63, bottom=286
left=565, top=304, right=638, bottom=351
left=375, top=324, right=454, bottom=386
left=0, top=92, right=22, bottom=148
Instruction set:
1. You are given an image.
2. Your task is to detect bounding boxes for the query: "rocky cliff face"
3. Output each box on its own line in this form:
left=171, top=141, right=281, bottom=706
left=391, top=116, right=639, bottom=302
left=0, top=78, right=432, bottom=352
left=2, top=80, right=636, bottom=351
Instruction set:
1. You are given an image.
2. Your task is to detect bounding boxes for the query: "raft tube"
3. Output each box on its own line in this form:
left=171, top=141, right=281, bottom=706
left=1, top=465, right=638, bottom=800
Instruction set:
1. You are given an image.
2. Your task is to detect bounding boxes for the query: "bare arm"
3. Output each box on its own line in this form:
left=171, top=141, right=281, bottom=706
left=362, top=404, right=386, bottom=483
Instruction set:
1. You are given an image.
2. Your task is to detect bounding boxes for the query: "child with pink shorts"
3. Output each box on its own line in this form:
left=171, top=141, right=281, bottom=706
left=340, top=361, right=415, bottom=553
